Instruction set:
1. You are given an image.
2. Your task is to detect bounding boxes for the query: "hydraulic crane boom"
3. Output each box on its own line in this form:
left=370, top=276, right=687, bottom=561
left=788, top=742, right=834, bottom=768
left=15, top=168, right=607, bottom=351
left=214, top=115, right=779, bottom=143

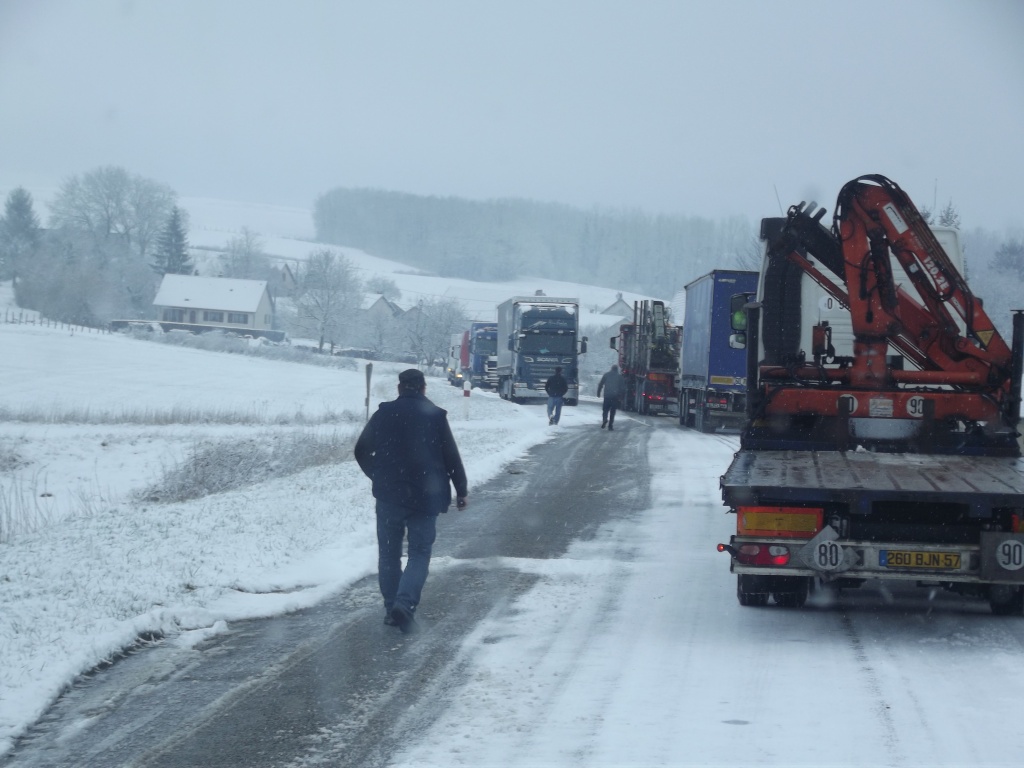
left=748, top=174, right=1022, bottom=454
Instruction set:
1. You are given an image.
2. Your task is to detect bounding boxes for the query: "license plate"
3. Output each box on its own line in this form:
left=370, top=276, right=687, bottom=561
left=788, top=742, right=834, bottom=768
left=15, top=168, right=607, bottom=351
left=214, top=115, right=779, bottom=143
left=879, top=550, right=961, bottom=569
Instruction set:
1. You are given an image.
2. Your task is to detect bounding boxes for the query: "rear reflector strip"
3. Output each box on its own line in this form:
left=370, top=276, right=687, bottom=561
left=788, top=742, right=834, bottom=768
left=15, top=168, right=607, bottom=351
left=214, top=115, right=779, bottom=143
left=738, top=506, right=823, bottom=539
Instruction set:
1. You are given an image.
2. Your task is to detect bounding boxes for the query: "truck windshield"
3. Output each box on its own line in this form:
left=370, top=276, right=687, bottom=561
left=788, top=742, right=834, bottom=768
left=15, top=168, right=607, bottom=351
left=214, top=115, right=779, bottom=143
left=521, top=334, right=576, bottom=355
left=474, top=337, right=497, bottom=355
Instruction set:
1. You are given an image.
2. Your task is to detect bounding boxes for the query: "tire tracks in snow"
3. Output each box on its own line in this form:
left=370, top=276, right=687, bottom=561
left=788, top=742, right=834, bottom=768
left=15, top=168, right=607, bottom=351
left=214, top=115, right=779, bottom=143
left=838, top=609, right=906, bottom=762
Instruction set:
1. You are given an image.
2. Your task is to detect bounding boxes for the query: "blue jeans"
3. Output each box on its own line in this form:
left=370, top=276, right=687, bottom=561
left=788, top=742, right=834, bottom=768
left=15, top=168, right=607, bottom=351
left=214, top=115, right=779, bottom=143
left=602, top=396, right=619, bottom=426
left=547, top=396, right=564, bottom=424
left=376, top=500, right=438, bottom=613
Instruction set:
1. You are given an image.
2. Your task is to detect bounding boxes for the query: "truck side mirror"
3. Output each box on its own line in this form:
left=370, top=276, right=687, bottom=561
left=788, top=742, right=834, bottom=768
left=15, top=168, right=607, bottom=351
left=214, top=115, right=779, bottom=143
left=730, top=293, right=749, bottom=332
left=609, top=337, right=617, bottom=350
left=507, top=335, right=515, bottom=351
left=581, top=337, right=588, bottom=354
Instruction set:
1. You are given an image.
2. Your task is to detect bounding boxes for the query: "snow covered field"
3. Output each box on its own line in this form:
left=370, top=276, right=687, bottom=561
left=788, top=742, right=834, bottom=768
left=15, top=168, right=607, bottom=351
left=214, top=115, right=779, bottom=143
left=0, top=315, right=564, bottom=755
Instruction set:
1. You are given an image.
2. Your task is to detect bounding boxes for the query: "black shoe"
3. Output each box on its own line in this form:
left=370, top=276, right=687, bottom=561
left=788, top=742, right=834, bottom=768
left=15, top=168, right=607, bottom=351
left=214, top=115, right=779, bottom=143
left=389, top=604, right=417, bottom=634
left=608, top=424, right=614, bottom=431
left=601, top=422, right=606, bottom=429
left=383, top=611, right=398, bottom=626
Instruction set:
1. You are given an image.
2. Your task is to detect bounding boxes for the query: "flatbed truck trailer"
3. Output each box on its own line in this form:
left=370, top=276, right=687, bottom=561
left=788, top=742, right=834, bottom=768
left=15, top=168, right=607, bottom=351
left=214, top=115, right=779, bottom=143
left=720, top=450, right=1024, bottom=609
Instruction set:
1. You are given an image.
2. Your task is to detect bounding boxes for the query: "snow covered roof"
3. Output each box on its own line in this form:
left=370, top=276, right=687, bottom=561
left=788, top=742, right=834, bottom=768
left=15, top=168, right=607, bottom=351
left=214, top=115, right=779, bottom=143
left=361, top=293, right=402, bottom=313
left=153, top=274, right=269, bottom=312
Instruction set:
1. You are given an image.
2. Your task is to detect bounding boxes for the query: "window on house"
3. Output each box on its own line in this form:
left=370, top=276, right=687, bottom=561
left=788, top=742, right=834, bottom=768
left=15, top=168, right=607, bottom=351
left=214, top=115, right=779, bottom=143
left=228, top=313, right=249, bottom=324
left=163, top=308, right=185, bottom=322
left=203, top=311, right=224, bottom=322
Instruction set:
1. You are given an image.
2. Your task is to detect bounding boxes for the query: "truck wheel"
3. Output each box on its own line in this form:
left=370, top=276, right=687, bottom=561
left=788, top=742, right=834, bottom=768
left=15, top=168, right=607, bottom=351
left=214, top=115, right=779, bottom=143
left=772, top=578, right=810, bottom=608
left=737, top=575, right=769, bottom=607
left=988, top=585, right=1024, bottom=616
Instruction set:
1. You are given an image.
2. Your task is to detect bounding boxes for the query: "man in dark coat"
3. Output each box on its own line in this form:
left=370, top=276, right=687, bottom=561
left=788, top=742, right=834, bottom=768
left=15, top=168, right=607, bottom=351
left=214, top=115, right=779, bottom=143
left=544, top=366, right=569, bottom=425
left=596, top=364, right=626, bottom=430
left=354, top=368, right=469, bottom=633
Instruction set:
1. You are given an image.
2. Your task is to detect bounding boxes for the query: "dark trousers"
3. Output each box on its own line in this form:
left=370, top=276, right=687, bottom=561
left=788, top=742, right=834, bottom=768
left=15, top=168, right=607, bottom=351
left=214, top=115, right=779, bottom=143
left=375, top=500, right=438, bottom=613
left=602, top=396, right=620, bottom=425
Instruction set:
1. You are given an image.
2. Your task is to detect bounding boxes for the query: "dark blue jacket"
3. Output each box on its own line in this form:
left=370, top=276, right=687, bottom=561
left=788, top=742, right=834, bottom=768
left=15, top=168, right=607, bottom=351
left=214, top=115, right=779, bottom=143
left=545, top=373, right=569, bottom=398
left=354, top=390, right=468, bottom=514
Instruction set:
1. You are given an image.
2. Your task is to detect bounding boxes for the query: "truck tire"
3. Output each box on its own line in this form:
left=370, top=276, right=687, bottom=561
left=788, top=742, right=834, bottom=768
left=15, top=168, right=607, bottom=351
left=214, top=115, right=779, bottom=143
left=737, top=575, right=769, bottom=607
left=772, top=577, right=810, bottom=608
left=695, top=393, right=707, bottom=433
left=679, top=389, right=690, bottom=426
left=988, top=584, right=1024, bottom=616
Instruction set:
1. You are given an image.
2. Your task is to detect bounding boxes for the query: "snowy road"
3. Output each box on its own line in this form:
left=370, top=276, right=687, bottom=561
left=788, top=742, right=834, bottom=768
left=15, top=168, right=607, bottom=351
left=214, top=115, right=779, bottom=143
left=5, top=416, right=1024, bottom=767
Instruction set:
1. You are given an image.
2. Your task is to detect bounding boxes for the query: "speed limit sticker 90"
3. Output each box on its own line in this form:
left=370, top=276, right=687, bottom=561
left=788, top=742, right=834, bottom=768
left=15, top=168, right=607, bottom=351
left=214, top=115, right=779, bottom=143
left=996, top=539, right=1024, bottom=571
left=979, top=533, right=1024, bottom=581
left=906, top=396, right=926, bottom=418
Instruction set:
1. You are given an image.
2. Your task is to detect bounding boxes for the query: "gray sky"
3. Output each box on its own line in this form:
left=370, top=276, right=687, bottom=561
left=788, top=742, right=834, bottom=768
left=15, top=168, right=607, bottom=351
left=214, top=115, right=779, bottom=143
left=2, top=0, right=1022, bottom=230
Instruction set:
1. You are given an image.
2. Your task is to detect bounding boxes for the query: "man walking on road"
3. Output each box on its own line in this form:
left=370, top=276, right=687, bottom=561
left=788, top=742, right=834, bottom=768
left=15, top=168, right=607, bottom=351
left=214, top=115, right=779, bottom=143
left=545, top=366, right=569, bottom=425
left=597, top=364, right=626, bottom=430
left=354, top=368, right=469, bottom=634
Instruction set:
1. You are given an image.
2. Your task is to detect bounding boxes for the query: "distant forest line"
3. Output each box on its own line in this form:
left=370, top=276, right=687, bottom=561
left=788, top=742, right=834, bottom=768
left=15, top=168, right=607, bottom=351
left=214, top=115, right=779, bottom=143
left=312, top=188, right=756, bottom=299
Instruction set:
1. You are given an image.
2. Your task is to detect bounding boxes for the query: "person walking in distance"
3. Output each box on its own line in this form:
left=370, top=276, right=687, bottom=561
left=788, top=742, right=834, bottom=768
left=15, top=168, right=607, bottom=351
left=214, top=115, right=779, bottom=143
left=354, top=369, right=469, bottom=634
left=597, top=364, right=626, bottom=430
left=545, top=366, right=569, bottom=425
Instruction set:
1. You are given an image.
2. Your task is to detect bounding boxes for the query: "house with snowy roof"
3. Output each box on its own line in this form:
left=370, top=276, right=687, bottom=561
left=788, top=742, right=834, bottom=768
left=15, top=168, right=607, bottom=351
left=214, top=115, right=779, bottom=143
left=601, top=293, right=633, bottom=319
left=153, top=274, right=280, bottom=338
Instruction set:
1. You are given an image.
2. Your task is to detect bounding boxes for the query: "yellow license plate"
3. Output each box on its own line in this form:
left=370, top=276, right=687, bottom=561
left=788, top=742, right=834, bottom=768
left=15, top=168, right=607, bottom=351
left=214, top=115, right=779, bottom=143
left=880, top=550, right=961, bottom=569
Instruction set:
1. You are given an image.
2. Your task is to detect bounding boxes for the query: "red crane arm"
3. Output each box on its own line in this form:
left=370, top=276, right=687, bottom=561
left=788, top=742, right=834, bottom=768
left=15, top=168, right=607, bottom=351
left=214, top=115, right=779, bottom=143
left=835, top=176, right=1012, bottom=381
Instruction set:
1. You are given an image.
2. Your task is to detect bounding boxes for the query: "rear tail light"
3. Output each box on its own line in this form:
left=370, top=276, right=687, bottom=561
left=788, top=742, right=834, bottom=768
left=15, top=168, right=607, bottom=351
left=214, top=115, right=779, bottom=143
left=736, top=544, right=791, bottom=566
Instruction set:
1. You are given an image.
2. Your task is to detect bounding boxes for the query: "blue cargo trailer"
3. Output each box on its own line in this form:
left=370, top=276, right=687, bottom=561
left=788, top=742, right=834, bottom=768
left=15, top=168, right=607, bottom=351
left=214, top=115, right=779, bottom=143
left=680, top=270, right=758, bottom=432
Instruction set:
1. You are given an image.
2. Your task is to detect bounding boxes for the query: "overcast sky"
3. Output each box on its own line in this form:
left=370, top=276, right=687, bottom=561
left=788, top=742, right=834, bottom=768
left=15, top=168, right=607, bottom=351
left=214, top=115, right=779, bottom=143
left=1, top=1, right=1022, bottom=231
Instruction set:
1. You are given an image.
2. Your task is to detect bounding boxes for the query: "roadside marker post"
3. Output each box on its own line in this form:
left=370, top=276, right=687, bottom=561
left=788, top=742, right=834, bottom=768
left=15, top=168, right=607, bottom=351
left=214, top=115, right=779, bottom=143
left=365, top=363, right=373, bottom=421
left=463, top=379, right=472, bottom=420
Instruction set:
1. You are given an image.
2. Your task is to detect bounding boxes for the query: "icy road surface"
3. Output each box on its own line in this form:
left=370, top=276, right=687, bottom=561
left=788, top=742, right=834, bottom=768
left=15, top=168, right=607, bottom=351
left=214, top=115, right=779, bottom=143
left=5, top=419, right=1024, bottom=767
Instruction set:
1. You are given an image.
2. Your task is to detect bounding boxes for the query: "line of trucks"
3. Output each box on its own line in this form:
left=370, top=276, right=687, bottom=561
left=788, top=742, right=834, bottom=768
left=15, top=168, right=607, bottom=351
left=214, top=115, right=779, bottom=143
left=447, top=296, right=589, bottom=405
left=609, top=271, right=758, bottom=432
left=450, top=278, right=769, bottom=426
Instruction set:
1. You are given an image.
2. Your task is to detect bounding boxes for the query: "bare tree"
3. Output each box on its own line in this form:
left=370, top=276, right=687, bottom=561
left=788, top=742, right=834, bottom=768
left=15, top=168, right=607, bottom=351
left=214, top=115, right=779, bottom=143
left=293, top=248, right=362, bottom=352
left=993, top=239, right=1024, bottom=281
left=48, top=166, right=175, bottom=259
left=734, top=235, right=763, bottom=272
left=220, top=227, right=271, bottom=279
left=402, top=297, right=467, bottom=369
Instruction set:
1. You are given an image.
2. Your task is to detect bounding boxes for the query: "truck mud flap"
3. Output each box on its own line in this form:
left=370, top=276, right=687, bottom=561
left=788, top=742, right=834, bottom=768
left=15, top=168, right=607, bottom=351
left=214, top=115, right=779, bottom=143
left=979, top=532, right=1024, bottom=583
